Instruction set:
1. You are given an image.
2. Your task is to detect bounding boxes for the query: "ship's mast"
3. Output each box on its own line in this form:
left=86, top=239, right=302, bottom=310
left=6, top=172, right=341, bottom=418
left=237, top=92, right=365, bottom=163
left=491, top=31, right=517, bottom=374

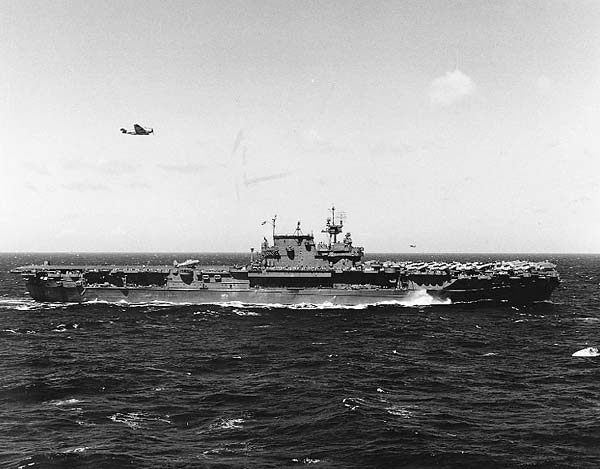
left=271, top=215, right=277, bottom=240
left=294, top=221, right=303, bottom=236
left=322, top=205, right=343, bottom=248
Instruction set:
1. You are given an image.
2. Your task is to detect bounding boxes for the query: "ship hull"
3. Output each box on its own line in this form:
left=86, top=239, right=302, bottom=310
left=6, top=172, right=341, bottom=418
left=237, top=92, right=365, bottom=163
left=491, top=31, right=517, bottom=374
left=25, top=281, right=558, bottom=306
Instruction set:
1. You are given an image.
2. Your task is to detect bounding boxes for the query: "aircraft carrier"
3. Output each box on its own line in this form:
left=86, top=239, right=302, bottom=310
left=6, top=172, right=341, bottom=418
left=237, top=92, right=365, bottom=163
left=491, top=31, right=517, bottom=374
left=11, top=208, right=560, bottom=305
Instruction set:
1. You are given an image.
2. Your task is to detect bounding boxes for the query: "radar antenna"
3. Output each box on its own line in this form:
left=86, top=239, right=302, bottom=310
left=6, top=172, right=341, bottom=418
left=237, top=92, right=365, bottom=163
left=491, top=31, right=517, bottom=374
left=322, top=205, right=344, bottom=248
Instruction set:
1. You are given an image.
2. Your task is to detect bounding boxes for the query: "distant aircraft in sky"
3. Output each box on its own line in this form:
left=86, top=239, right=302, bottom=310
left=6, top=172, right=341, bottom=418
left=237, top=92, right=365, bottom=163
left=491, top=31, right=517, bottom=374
left=120, top=124, right=154, bottom=135
left=409, top=244, right=416, bottom=248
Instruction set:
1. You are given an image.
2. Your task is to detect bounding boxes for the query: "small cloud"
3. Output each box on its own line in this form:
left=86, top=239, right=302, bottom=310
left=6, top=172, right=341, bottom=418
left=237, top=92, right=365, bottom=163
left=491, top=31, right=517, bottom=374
left=536, top=75, right=554, bottom=94
left=429, top=69, right=476, bottom=106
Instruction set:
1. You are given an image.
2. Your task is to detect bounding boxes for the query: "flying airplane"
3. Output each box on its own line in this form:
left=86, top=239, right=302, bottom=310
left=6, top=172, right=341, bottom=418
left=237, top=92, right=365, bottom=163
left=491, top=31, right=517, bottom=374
left=120, top=124, right=154, bottom=135
left=410, top=244, right=416, bottom=248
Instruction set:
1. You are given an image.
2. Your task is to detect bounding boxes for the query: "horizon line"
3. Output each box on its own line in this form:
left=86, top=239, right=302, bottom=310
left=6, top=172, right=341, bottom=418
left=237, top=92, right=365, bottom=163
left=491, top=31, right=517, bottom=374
left=0, top=251, right=597, bottom=256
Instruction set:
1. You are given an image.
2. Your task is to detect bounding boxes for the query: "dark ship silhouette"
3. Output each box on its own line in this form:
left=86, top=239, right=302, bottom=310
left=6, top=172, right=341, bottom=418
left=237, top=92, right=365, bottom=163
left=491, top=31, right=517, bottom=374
left=12, top=207, right=559, bottom=305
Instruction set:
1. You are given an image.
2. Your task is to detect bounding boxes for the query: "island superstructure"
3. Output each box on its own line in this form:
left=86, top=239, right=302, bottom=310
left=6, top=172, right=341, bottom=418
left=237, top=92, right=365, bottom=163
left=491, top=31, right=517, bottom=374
left=11, top=207, right=560, bottom=305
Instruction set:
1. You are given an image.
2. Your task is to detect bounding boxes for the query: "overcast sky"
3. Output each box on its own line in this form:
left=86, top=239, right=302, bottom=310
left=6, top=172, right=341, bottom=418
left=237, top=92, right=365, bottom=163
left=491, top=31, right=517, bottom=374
left=1, top=0, right=599, bottom=252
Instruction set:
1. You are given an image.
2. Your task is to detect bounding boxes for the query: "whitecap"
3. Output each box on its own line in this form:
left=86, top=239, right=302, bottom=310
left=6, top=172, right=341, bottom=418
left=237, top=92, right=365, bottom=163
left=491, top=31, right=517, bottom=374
left=32, top=294, right=454, bottom=310
left=378, top=289, right=451, bottom=307
left=0, top=298, right=33, bottom=305
left=109, top=412, right=171, bottom=429
left=0, top=298, right=39, bottom=310
left=386, top=406, right=412, bottom=418
left=291, top=457, right=322, bottom=464
left=233, top=310, right=260, bottom=316
left=212, top=417, right=244, bottom=430
left=215, top=301, right=368, bottom=310
left=342, top=397, right=366, bottom=411
left=572, top=347, right=599, bottom=357
left=213, top=301, right=252, bottom=308
left=62, top=446, right=89, bottom=454
left=50, top=398, right=82, bottom=406
left=17, top=461, right=36, bottom=469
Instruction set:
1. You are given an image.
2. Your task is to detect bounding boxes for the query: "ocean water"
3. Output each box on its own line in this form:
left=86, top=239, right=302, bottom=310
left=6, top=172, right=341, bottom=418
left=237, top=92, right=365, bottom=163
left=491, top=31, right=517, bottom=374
left=1, top=253, right=599, bottom=468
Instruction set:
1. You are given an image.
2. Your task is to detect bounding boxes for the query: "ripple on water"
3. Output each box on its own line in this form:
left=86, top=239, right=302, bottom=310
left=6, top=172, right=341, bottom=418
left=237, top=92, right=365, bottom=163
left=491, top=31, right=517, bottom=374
left=109, top=412, right=172, bottom=429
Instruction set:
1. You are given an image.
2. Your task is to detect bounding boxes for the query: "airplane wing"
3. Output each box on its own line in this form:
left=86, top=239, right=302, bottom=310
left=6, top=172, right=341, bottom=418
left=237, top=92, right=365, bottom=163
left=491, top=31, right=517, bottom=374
left=134, top=124, right=146, bottom=134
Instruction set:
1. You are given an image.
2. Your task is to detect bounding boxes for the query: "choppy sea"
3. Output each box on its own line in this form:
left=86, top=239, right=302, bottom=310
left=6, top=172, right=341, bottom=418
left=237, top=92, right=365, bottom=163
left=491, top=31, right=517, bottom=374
left=1, top=253, right=599, bottom=468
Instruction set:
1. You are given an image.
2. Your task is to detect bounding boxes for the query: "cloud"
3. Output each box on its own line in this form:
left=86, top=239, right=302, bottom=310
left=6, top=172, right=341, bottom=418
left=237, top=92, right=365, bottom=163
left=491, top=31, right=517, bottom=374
left=429, top=69, right=476, bottom=106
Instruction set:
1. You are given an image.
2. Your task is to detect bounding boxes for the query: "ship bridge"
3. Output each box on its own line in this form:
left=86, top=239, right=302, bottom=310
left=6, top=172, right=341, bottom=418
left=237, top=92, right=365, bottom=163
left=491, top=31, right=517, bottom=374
left=257, top=207, right=364, bottom=270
